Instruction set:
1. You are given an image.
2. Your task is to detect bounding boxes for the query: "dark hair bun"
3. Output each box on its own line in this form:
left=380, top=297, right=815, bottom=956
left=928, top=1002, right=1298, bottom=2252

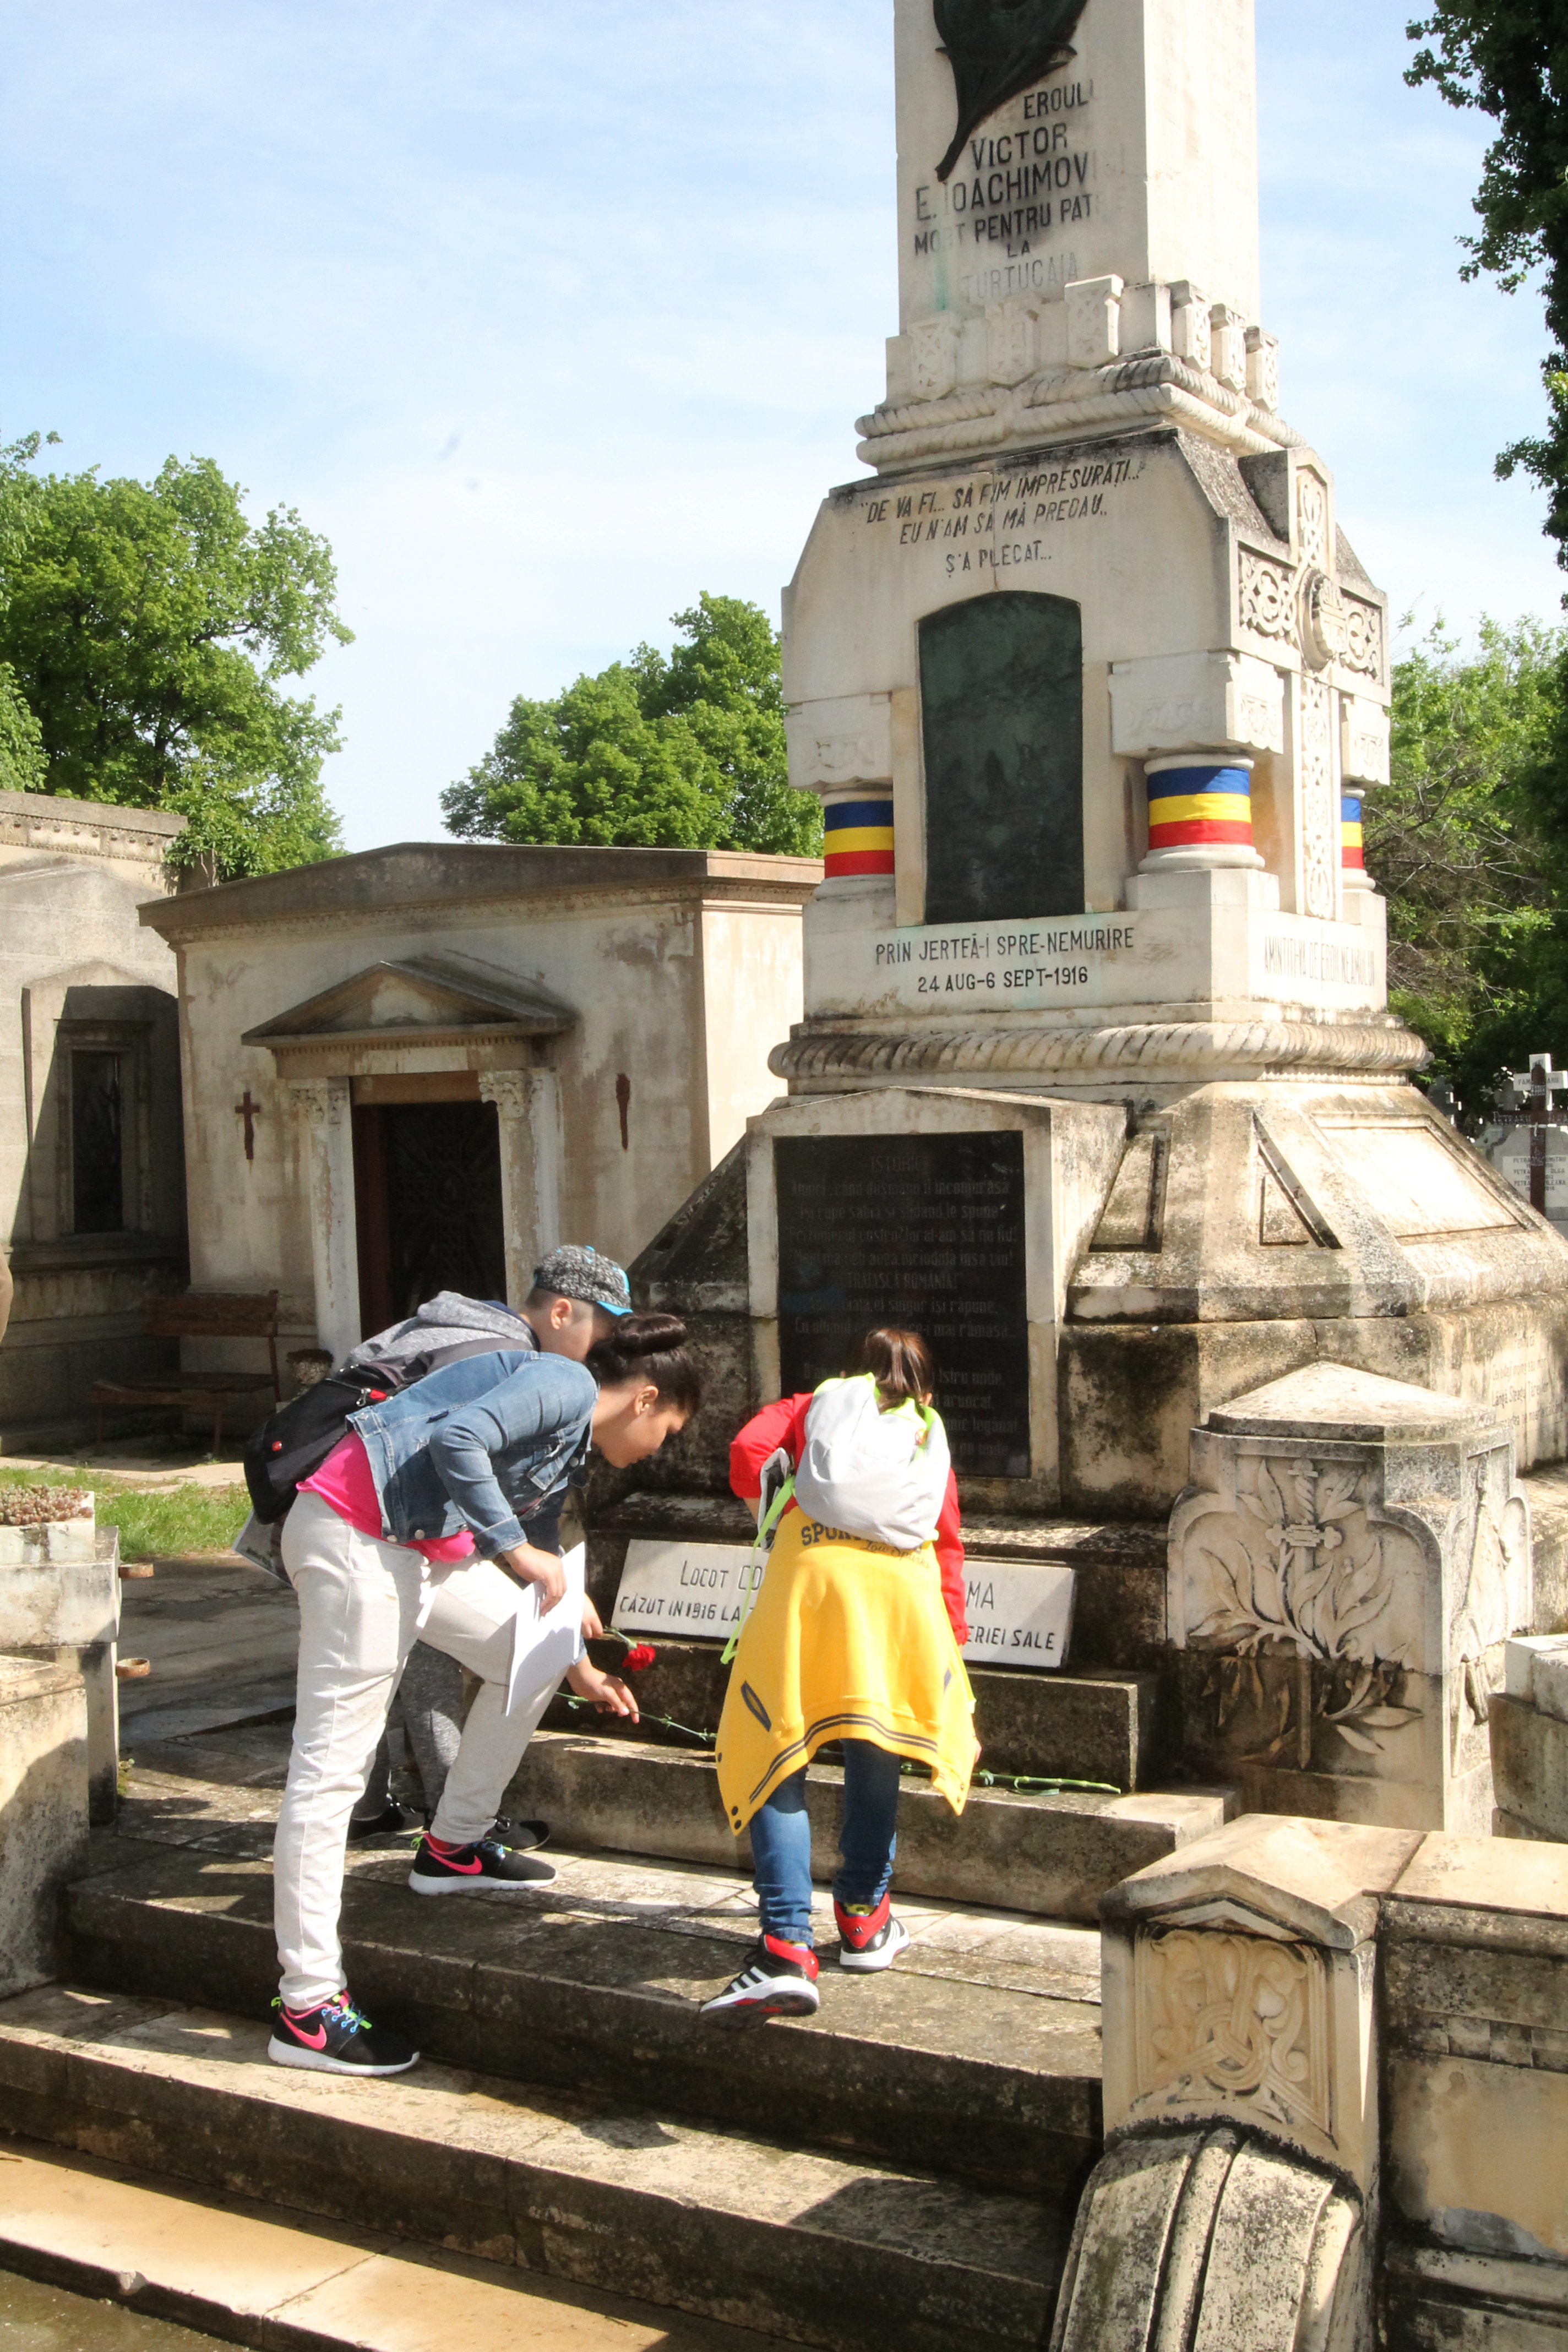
left=609, top=1312, right=689, bottom=1358
left=585, top=1312, right=703, bottom=1415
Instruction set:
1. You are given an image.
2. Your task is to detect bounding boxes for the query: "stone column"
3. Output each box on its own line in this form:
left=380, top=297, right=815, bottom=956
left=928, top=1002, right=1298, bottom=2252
left=480, top=1070, right=562, bottom=1309
left=291, top=1078, right=361, bottom=1364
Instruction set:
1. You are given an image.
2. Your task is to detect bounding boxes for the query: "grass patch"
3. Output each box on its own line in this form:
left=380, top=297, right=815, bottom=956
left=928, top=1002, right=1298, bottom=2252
left=0, top=1465, right=250, bottom=1561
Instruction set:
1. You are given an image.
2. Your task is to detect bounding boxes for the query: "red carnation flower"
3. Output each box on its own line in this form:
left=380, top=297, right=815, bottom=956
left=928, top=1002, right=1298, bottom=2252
left=623, top=1643, right=657, bottom=1673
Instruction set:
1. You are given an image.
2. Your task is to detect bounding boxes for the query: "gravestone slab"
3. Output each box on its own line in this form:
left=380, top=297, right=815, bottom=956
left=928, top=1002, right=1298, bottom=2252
left=962, top=1560, right=1076, bottom=1669
left=775, top=1130, right=1031, bottom=1479
left=611, top=1538, right=760, bottom=1640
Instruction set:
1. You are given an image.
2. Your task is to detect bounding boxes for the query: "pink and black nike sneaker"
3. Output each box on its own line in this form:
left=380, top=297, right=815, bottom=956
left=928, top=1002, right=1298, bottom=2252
left=835, top=1892, right=911, bottom=1973
left=267, top=1992, right=417, bottom=2076
left=407, top=1830, right=558, bottom=1896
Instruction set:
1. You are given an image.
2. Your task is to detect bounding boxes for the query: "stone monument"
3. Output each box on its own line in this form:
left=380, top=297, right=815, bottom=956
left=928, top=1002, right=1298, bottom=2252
left=594, top=0, right=1568, bottom=1850
left=763, top=0, right=1568, bottom=1515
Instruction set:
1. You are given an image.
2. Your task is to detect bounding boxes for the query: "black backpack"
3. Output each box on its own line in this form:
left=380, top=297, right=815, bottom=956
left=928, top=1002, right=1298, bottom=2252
left=242, top=1334, right=520, bottom=1525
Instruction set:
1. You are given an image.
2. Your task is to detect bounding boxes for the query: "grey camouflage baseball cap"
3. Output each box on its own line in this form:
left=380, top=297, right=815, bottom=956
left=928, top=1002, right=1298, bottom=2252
left=532, top=1244, right=632, bottom=1317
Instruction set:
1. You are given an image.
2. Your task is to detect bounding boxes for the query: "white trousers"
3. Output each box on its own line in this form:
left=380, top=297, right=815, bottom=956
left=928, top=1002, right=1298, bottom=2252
left=274, top=1493, right=560, bottom=2010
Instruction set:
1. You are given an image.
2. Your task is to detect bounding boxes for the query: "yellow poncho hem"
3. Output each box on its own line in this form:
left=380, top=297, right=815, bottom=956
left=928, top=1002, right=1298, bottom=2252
left=714, top=1511, right=979, bottom=1834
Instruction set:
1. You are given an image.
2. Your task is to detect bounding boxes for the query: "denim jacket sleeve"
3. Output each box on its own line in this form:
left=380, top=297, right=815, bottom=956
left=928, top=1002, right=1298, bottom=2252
left=424, top=1356, right=597, bottom=1555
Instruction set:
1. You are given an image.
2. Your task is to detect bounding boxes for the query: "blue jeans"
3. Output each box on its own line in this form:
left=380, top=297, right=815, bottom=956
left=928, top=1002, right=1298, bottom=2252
left=747, top=1740, right=903, bottom=1947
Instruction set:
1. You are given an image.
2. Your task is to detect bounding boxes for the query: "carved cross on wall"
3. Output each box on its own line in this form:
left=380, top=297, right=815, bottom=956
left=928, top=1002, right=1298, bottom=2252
left=234, top=1090, right=262, bottom=1162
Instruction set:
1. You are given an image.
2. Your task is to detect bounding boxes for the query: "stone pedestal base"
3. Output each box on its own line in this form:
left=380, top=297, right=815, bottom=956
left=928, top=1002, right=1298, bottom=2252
left=1168, top=1366, right=1532, bottom=1832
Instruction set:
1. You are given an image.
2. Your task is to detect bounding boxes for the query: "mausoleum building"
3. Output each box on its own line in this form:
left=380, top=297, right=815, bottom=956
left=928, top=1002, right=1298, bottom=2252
left=140, top=842, right=818, bottom=1370
left=0, top=789, right=187, bottom=1439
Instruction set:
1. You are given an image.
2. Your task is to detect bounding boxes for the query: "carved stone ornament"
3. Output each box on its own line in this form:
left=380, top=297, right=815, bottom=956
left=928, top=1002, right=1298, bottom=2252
left=1134, top=1926, right=1332, bottom=2137
left=912, top=314, right=961, bottom=400
left=1300, top=571, right=1349, bottom=672
left=933, top=0, right=1091, bottom=183
left=1341, top=597, right=1384, bottom=684
left=1299, top=673, right=1339, bottom=920
left=1297, top=472, right=1330, bottom=570
left=1238, top=549, right=1297, bottom=645
left=1173, top=1450, right=1428, bottom=1763
left=1447, top=1459, right=1531, bottom=1757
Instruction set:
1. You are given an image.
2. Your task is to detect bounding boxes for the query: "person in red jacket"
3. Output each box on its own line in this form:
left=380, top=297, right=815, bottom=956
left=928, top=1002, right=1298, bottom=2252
left=729, top=1359, right=968, bottom=1648
left=701, top=1328, right=973, bottom=2026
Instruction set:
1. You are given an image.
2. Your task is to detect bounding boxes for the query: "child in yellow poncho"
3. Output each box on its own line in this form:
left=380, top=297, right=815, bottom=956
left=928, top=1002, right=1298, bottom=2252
left=701, top=1327, right=978, bottom=2025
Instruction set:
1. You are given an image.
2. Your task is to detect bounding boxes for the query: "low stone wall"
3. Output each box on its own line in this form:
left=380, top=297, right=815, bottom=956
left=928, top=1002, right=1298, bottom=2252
left=1053, top=1814, right=1568, bottom=2351
left=1492, top=1633, right=1568, bottom=1843
left=0, top=1654, right=89, bottom=1997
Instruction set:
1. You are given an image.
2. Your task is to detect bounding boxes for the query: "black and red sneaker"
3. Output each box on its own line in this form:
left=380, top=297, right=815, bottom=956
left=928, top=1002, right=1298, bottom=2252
left=699, top=1935, right=821, bottom=2024
left=835, top=1892, right=911, bottom=1974
left=407, top=1831, right=558, bottom=1896
left=267, top=1992, right=417, bottom=2076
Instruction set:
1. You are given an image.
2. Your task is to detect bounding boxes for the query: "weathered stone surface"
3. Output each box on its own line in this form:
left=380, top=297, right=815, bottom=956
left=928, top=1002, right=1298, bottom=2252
left=504, top=1729, right=1232, bottom=1923
left=1048, top=2127, right=1368, bottom=2352
left=1101, top=1815, right=1409, bottom=2197
left=1521, top=1462, right=1568, bottom=1634
left=1168, top=1366, right=1531, bottom=1832
left=1380, top=1832, right=1568, bottom=2271
left=1490, top=1690, right=1568, bottom=1844
left=0, top=1653, right=89, bottom=1997
left=0, top=1529, right=122, bottom=1823
left=64, top=1838, right=1103, bottom=2196
left=0, top=1984, right=1064, bottom=2352
left=552, top=1635, right=1159, bottom=1789
left=1385, top=2243, right=1568, bottom=2350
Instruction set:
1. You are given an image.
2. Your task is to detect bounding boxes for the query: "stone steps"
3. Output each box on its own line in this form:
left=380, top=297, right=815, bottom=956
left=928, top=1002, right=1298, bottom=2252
left=66, top=1781, right=1104, bottom=2196
left=505, top=1727, right=1232, bottom=1923
left=0, top=1981, right=1066, bottom=2352
left=556, top=1638, right=1161, bottom=1787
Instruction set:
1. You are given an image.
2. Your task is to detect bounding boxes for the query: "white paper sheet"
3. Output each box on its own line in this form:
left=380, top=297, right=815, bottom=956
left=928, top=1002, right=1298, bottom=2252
left=505, top=1541, right=586, bottom=1721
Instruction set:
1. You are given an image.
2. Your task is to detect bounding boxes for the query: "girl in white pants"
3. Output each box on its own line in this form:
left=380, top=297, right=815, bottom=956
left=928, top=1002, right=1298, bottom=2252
left=268, top=1315, right=700, bottom=2077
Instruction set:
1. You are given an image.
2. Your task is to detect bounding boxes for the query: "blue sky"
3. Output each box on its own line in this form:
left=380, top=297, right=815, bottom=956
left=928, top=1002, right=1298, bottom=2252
left=1, top=2, right=1560, bottom=850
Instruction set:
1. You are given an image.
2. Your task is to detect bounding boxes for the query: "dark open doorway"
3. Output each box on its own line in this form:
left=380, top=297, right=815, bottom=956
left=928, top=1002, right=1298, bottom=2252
left=352, top=1096, right=507, bottom=1336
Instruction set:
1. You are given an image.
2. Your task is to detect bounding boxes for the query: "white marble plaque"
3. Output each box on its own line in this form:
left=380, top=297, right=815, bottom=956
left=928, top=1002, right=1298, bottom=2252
left=611, top=1538, right=761, bottom=1640
left=961, top=1563, right=1076, bottom=1671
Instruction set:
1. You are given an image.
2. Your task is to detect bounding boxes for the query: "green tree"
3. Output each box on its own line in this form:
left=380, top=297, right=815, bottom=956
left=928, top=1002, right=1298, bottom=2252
left=0, top=431, right=52, bottom=791
left=442, top=593, right=823, bottom=857
left=1372, top=614, right=1568, bottom=1117
left=1406, top=7, right=1568, bottom=564
left=0, top=453, right=352, bottom=879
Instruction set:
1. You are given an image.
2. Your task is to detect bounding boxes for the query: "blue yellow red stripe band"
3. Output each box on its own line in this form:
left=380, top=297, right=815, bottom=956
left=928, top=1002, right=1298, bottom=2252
left=1342, top=793, right=1364, bottom=871
left=824, top=794, right=894, bottom=878
left=1145, top=760, right=1253, bottom=854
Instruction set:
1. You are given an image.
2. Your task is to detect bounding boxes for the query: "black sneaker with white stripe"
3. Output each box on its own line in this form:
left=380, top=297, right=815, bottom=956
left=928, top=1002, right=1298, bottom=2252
left=267, top=1992, right=417, bottom=2076
left=699, top=1934, right=821, bottom=2024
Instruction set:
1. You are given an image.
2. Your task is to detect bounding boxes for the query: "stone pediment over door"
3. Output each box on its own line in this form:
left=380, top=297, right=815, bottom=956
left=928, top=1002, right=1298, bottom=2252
left=241, top=957, right=576, bottom=1057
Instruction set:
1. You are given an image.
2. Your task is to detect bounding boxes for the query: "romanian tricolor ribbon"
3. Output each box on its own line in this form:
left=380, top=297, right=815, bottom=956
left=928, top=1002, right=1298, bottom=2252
left=1342, top=793, right=1364, bottom=872
left=824, top=796, right=894, bottom=879
left=1145, top=763, right=1253, bottom=853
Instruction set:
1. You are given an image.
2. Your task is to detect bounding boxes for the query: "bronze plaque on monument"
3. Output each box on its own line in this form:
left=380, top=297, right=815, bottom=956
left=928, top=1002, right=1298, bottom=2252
left=775, top=1131, right=1030, bottom=1478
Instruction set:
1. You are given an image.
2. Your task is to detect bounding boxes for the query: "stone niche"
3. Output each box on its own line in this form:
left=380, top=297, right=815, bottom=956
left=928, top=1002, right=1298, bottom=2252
left=1168, top=1365, right=1532, bottom=1833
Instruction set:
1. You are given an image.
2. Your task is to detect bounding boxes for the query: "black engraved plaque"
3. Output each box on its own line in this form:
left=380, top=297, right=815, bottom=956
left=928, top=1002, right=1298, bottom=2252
left=920, top=590, right=1084, bottom=927
left=775, top=1131, right=1031, bottom=1479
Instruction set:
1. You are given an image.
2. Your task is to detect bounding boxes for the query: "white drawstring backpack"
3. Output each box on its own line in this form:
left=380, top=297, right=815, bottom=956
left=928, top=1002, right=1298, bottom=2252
left=792, top=1374, right=950, bottom=1553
